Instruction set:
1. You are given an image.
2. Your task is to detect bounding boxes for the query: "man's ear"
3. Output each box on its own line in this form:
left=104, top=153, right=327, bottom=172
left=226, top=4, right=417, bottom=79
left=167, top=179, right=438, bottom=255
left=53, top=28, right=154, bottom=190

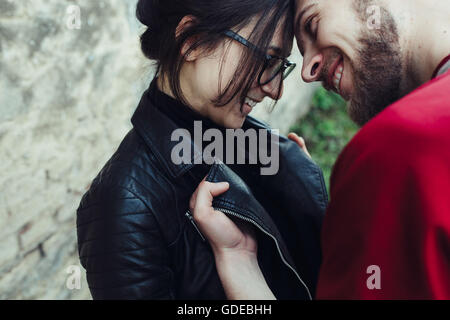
left=176, top=15, right=201, bottom=62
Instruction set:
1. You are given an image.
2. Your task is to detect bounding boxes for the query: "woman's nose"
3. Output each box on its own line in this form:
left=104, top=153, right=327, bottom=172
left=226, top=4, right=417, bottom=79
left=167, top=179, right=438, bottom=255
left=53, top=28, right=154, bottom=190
left=261, top=76, right=284, bottom=100
left=302, top=53, right=324, bottom=83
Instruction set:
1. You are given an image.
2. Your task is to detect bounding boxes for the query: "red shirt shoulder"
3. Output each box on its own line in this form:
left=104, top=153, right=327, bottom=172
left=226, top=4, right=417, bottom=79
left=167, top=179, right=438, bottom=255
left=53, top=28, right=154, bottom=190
left=318, top=72, right=450, bottom=300
left=332, top=71, right=450, bottom=186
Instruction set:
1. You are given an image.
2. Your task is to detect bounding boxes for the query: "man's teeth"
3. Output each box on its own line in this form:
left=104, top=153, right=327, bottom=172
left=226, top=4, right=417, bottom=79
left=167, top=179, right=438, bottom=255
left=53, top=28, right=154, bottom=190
left=333, top=66, right=343, bottom=92
left=245, top=97, right=258, bottom=108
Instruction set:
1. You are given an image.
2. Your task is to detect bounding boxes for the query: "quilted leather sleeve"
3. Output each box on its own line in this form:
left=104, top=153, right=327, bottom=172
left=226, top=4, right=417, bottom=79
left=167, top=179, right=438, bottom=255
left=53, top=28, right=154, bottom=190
left=77, top=184, right=175, bottom=299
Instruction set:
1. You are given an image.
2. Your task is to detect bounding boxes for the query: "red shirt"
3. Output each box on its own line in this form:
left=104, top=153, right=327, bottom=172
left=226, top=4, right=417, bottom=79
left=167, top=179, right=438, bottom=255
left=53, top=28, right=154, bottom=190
left=316, top=70, right=450, bottom=299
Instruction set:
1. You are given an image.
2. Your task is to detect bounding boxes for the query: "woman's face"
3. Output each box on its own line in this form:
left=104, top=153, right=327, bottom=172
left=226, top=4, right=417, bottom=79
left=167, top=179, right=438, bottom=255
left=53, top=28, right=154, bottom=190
left=179, top=18, right=293, bottom=129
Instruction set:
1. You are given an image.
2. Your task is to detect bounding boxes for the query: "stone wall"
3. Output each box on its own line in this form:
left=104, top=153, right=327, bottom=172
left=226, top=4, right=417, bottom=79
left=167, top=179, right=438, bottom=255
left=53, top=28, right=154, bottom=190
left=0, top=0, right=316, bottom=299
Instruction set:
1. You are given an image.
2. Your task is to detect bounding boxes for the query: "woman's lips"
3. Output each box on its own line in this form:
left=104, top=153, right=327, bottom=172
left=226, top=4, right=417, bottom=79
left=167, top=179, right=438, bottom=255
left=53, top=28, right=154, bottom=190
left=242, top=97, right=260, bottom=115
left=242, top=103, right=253, bottom=115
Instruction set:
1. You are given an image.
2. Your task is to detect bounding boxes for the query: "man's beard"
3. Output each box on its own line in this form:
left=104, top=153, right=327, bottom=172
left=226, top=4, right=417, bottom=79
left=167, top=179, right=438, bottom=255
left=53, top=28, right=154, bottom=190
left=348, top=6, right=403, bottom=127
left=321, top=38, right=402, bottom=127
left=349, top=37, right=403, bottom=126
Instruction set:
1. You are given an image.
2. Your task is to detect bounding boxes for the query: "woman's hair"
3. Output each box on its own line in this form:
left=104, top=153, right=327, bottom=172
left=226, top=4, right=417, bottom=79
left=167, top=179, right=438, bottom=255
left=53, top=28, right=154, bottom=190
left=136, top=0, right=295, bottom=107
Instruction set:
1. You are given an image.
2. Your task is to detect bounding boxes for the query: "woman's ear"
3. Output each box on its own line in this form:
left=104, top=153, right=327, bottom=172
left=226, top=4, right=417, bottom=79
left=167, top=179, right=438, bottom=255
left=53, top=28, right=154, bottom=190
left=176, top=15, right=201, bottom=62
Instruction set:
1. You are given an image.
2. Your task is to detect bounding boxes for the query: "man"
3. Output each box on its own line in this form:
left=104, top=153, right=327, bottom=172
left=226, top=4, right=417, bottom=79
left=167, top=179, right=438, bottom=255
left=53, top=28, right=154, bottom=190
left=189, top=0, right=450, bottom=299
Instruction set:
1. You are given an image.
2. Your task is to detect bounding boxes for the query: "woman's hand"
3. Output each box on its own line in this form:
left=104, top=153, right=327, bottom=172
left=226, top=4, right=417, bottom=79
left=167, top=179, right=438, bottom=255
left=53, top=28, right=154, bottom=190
left=288, top=132, right=311, bottom=158
left=189, top=179, right=275, bottom=300
left=189, top=180, right=257, bottom=257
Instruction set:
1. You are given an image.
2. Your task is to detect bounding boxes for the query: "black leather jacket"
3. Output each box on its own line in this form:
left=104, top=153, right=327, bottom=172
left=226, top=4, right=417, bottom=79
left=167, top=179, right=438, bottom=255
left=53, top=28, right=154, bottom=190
left=77, top=83, right=328, bottom=300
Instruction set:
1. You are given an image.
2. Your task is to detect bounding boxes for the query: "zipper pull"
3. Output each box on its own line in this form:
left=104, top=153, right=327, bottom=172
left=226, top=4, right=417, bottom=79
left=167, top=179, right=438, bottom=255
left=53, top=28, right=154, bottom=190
left=185, top=210, right=206, bottom=242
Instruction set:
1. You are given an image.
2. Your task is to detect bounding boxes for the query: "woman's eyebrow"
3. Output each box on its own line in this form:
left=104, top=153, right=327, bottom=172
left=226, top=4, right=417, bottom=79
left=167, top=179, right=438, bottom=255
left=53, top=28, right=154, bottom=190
left=268, top=45, right=292, bottom=58
left=268, top=46, right=283, bottom=56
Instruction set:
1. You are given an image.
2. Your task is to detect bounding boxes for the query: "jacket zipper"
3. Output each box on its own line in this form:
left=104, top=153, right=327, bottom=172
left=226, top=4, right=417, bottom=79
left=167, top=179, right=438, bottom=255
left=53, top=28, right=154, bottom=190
left=186, top=207, right=312, bottom=300
left=185, top=210, right=206, bottom=242
left=212, top=206, right=313, bottom=300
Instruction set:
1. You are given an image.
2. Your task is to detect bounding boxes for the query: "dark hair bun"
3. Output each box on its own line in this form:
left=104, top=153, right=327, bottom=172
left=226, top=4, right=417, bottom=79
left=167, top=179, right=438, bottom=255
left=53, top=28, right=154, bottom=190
left=136, top=0, right=164, bottom=60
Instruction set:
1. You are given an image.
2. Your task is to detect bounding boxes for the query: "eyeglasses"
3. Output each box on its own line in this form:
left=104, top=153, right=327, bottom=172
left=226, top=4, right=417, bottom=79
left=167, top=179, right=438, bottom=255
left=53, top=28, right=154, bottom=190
left=223, top=30, right=296, bottom=86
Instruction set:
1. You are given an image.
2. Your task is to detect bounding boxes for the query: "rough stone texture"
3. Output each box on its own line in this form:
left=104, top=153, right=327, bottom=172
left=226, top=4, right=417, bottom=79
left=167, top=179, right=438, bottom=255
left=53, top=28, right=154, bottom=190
left=0, top=0, right=316, bottom=299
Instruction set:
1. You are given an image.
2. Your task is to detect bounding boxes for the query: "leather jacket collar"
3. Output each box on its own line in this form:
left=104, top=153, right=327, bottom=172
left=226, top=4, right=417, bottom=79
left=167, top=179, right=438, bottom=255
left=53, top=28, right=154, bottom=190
left=131, top=83, right=198, bottom=179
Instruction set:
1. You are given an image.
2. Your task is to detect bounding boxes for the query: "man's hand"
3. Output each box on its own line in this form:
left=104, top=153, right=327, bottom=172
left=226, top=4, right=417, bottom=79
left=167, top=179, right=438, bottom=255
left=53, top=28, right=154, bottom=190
left=288, top=132, right=311, bottom=158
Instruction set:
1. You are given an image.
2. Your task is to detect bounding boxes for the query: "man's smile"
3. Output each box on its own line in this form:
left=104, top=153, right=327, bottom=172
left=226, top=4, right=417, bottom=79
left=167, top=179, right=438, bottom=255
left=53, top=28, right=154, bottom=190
left=323, top=53, right=352, bottom=101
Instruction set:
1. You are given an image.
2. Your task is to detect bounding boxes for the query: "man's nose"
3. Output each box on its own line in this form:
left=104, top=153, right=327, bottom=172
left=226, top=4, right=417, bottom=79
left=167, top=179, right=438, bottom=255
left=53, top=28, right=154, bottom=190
left=302, top=52, right=324, bottom=83
left=261, top=76, right=284, bottom=100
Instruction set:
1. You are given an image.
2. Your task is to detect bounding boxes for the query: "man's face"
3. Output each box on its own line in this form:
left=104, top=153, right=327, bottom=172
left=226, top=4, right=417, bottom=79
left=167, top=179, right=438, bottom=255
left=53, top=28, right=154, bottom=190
left=295, top=0, right=403, bottom=126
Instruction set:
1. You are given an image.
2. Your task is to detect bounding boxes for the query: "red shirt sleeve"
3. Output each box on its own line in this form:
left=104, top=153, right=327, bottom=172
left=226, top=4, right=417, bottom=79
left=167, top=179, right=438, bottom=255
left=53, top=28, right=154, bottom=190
left=316, top=113, right=450, bottom=299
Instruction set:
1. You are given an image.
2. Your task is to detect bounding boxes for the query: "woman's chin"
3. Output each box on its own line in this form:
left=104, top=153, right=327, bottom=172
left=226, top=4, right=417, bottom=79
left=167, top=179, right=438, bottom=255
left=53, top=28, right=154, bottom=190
left=228, top=121, right=245, bottom=130
left=224, top=116, right=246, bottom=129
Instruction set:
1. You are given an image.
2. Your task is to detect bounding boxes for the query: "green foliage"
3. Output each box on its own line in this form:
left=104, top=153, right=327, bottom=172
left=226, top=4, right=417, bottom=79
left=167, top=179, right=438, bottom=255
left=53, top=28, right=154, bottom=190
left=290, top=87, right=358, bottom=192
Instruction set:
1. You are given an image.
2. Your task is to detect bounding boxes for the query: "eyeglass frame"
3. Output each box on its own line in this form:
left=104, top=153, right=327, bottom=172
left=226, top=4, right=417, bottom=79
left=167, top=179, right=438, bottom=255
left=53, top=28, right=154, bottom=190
left=223, top=30, right=296, bottom=86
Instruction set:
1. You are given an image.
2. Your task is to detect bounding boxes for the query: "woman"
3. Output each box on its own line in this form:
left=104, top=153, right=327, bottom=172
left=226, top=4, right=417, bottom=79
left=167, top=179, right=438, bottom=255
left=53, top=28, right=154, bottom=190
left=76, top=0, right=327, bottom=299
